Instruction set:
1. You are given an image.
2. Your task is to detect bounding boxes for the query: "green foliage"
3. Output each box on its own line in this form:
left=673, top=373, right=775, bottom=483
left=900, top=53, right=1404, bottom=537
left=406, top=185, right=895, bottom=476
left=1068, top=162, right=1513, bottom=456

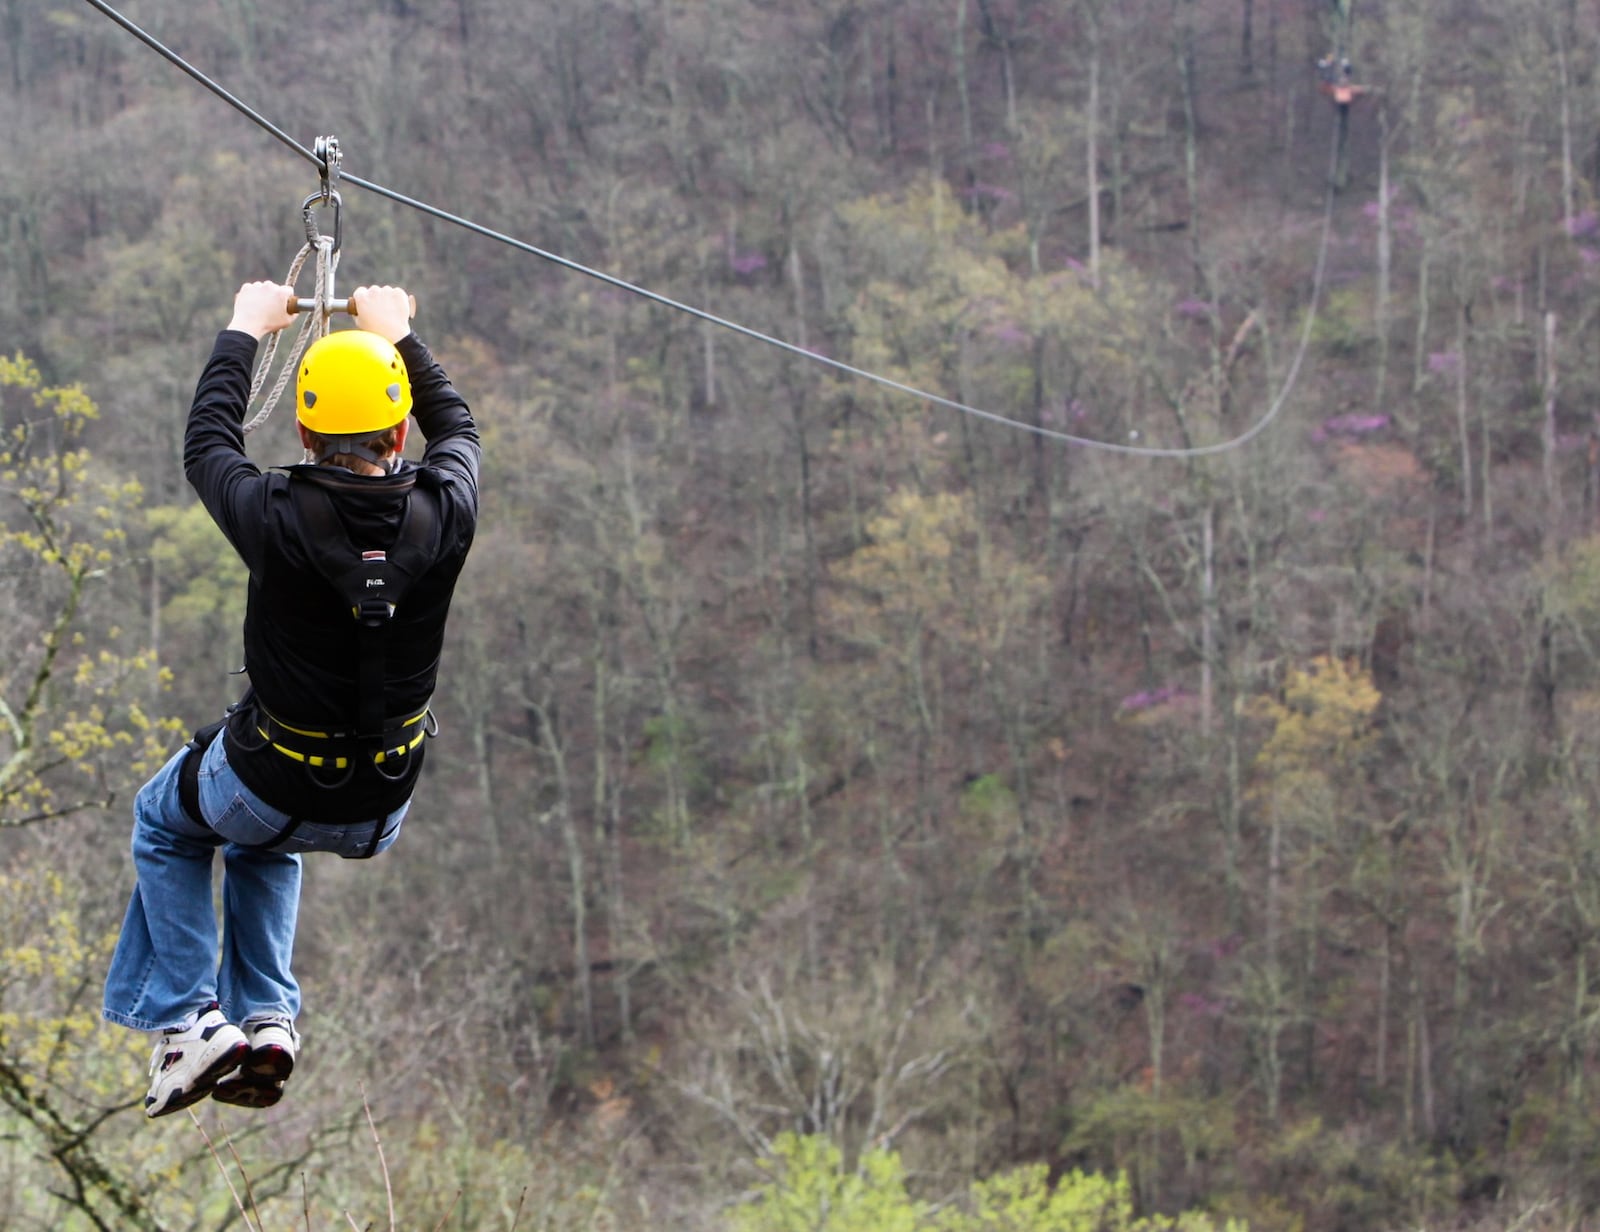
left=947, top=1163, right=1244, bottom=1232
left=147, top=502, right=244, bottom=630
left=1064, top=1085, right=1238, bottom=1193
left=729, top=1134, right=1247, bottom=1232
left=0, top=353, right=184, bottom=827
left=0, top=860, right=185, bottom=1231
left=729, top=1133, right=926, bottom=1232
left=1306, top=287, right=1372, bottom=359
left=0, top=355, right=201, bottom=1227
left=962, top=773, right=1017, bottom=821
left=1545, top=534, right=1600, bottom=627
left=145, top=501, right=247, bottom=703
left=1263, top=1117, right=1461, bottom=1231
left=835, top=179, right=1155, bottom=448
left=0, top=864, right=141, bottom=1095
left=833, top=489, right=1048, bottom=653
left=1248, top=656, right=1381, bottom=814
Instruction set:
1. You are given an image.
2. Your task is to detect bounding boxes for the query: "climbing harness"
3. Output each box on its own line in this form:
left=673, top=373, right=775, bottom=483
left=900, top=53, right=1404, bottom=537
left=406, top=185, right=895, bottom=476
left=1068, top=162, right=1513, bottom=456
left=175, top=710, right=403, bottom=857
left=267, top=472, right=445, bottom=783
left=251, top=703, right=436, bottom=774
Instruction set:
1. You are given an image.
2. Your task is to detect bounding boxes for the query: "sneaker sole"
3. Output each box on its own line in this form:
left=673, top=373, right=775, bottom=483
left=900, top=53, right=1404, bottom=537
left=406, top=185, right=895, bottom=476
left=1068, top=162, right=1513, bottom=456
left=145, top=1040, right=251, bottom=1118
left=211, top=1073, right=286, bottom=1108
left=212, top=1044, right=294, bottom=1109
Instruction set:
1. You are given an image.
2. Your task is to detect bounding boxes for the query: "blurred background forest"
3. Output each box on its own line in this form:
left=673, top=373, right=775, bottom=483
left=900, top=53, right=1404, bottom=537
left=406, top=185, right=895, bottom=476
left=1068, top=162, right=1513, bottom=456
left=5, top=0, right=1600, bottom=1227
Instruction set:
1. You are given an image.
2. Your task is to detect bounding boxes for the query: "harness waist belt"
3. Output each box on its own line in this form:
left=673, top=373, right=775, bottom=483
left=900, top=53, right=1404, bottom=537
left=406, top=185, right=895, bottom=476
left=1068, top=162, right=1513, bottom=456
left=255, top=703, right=435, bottom=770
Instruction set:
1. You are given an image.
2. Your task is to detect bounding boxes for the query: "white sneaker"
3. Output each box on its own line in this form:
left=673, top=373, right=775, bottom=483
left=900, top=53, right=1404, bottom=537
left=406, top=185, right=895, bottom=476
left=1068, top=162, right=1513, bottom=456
left=212, top=1016, right=299, bottom=1109
left=145, top=1005, right=249, bottom=1118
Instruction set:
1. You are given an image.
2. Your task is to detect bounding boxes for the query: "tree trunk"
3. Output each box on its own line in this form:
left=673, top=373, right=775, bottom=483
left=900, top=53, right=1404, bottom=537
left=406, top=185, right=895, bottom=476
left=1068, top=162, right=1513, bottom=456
left=953, top=0, right=974, bottom=172
left=1543, top=312, right=1560, bottom=561
left=530, top=686, right=594, bottom=1049
left=1087, top=11, right=1102, bottom=288
left=1374, top=111, right=1393, bottom=420
left=1412, top=241, right=1431, bottom=395
left=1455, top=300, right=1473, bottom=523
left=1558, top=42, right=1575, bottom=235
left=1264, top=807, right=1285, bottom=1123
left=591, top=607, right=632, bottom=1041
left=1176, top=0, right=1204, bottom=295
left=1201, top=503, right=1215, bottom=738
left=1376, top=925, right=1391, bottom=1092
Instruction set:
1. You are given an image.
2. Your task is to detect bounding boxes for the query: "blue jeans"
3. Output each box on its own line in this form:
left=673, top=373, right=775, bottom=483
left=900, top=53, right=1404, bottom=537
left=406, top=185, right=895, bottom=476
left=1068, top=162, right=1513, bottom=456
left=103, top=736, right=408, bottom=1032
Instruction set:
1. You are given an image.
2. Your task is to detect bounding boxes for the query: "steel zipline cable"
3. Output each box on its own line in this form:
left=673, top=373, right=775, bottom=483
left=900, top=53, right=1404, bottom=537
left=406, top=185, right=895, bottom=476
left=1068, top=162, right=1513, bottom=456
left=80, top=0, right=1337, bottom=459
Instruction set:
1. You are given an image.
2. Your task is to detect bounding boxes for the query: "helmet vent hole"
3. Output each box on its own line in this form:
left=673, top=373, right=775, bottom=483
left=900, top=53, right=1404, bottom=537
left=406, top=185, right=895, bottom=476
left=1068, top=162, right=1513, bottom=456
left=386, top=383, right=402, bottom=403
left=303, top=391, right=318, bottom=408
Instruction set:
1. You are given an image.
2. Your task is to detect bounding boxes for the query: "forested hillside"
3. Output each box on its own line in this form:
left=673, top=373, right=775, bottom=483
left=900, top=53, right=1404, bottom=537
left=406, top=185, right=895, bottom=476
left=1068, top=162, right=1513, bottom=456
left=4, top=0, right=1600, bottom=1227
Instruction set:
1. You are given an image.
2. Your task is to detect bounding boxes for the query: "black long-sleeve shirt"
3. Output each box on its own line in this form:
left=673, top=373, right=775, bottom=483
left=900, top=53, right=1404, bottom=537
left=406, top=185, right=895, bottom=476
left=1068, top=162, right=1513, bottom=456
left=184, top=328, right=480, bottom=822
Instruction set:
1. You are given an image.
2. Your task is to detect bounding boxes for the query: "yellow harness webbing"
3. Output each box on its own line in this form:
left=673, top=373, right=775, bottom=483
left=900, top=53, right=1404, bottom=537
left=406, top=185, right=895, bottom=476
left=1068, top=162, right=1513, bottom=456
left=255, top=705, right=431, bottom=770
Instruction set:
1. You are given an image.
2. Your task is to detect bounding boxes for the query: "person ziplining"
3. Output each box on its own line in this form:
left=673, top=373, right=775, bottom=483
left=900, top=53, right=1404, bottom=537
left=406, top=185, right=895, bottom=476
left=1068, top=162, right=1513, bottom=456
left=1315, top=0, right=1372, bottom=194
left=101, top=151, right=482, bottom=1116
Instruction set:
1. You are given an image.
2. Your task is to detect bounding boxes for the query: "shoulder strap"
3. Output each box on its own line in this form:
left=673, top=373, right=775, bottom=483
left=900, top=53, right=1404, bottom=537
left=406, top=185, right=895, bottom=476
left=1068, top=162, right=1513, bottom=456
left=287, top=477, right=444, bottom=740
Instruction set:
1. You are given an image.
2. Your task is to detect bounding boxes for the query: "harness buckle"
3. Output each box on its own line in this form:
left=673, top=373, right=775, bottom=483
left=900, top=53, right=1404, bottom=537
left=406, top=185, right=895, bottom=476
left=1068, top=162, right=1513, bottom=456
left=355, top=596, right=394, bottom=626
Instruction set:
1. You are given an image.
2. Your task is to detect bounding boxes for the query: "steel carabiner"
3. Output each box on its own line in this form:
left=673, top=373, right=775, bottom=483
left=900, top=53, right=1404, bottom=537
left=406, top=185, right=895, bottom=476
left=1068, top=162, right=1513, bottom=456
left=302, top=188, right=342, bottom=256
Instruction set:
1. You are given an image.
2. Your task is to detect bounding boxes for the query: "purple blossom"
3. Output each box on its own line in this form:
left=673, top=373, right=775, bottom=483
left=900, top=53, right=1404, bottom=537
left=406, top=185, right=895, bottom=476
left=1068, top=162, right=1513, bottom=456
left=1315, top=413, right=1390, bottom=441
left=1311, top=415, right=1387, bottom=443
left=1307, top=508, right=1328, bottom=523
left=986, top=322, right=1030, bottom=347
left=1173, top=298, right=1214, bottom=319
left=979, top=141, right=1012, bottom=161
left=1179, top=992, right=1227, bottom=1018
left=1205, top=934, right=1243, bottom=960
left=1579, top=246, right=1600, bottom=266
left=1557, top=432, right=1587, bottom=451
left=729, top=251, right=767, bottom=275
left=1119, top=684, right=1187, bottom=711
left=1388, top=205, right=1419, bottom=234
left=1568, top=210, right=1599, bottom=238
left=1427, top=351, right=1460, bottom=375
left=1041, top=398, right=1091, bottom=428
left=1361, top=187, right=1408, bottom=223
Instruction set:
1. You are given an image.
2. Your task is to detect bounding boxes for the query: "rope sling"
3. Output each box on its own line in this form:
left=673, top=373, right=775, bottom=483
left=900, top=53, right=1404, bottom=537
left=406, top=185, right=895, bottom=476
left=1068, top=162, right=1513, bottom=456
left=242, top=136, right=344, bottom=441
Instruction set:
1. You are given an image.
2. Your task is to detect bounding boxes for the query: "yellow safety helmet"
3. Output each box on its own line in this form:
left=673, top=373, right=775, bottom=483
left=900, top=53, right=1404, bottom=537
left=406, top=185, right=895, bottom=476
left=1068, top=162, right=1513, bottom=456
left=296, top=330, right=413, bottom=437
